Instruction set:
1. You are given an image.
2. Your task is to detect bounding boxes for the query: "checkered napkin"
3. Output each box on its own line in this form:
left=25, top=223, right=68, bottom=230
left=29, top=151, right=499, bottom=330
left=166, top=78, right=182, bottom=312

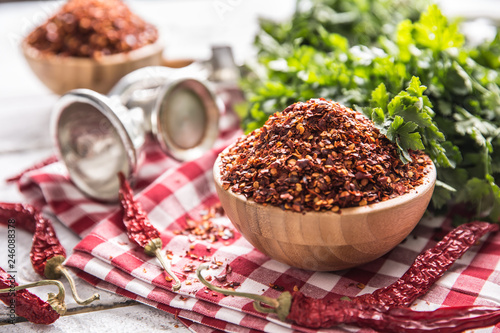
left=14, top=95, right=500, bottom=332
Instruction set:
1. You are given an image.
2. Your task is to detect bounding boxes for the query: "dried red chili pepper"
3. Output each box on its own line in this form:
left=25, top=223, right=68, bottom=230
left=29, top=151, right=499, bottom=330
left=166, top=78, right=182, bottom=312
left=0, top=202, right=37, bottom=233
left=353, top=221, right=500, bottom=308
left=0, top=202, right=99, bottom=305
left=118, top=172, right=181, bottom=291
left=287, top=293, right=500, bottom=332
left=0, top=267, right=65, bottom=324
left=197, top=222, right=500, bottom=331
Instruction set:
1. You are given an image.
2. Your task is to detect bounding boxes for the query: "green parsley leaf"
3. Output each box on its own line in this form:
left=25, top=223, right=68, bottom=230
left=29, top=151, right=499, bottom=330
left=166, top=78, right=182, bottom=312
left=240, top=0, right=500, bottom=222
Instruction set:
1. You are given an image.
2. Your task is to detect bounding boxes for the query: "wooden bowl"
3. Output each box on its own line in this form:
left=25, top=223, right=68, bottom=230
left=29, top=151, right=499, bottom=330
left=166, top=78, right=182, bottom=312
left=214, top=152, right=436, bottom=271
left=22, top=40, right=163, bottom=95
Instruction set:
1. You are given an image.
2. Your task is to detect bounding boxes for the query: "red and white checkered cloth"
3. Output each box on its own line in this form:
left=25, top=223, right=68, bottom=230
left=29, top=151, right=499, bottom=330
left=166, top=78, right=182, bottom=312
left=14, top=93, right=500, bottom=332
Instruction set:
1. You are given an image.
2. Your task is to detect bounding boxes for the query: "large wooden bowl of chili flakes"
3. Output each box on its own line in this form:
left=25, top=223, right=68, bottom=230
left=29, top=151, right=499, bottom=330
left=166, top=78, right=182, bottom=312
left=22, top=0, right=162, bottom=95
left=214, top=99, right=436, bottom=271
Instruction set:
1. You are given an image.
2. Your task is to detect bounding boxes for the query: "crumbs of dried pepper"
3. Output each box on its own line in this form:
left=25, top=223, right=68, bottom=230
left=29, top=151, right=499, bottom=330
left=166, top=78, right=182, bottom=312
left=183, top=264, right=196, bottom=272
left=215, top=275, right=227, bottom=283
left=176, top=203, right=234, bottom=244
left=269, top=283, right=285, bottom=292
left=357, top=283, right=366, bottom=289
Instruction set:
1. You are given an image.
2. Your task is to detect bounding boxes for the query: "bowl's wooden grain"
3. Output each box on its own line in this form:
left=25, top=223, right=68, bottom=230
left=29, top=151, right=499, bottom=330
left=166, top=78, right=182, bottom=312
left=214, top=153, right=436, bottom=271
left=22, top=40, right=163, bottom=95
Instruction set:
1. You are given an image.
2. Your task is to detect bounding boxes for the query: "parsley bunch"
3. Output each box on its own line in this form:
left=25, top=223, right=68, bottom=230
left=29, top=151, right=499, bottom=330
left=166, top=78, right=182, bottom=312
left=239, top=1, right=500, bottom=222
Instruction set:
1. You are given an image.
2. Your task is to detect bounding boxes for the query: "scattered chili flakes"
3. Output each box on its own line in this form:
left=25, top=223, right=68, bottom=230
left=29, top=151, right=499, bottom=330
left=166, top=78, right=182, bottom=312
left=25, top=0, right=158, bottom=58
left=198, top=255, right=211, bottom=262
left=269, top=283, right=285, bottom=292
left=165, top=276, right=173, bottom=282
left=177, top=203, right=235, bottom=244
left=183, top=264, right=196, bottom=273
left=215, top=275, right=227, bottom=283
left=357, top=283, right=366, bottom=290
left=219, top=99, right=432, bottom=212
left=293, top=285, right=299, bottom=292
left=223, top=281, right=241, bottom=289
left=210, top=257, right=224, bottom=268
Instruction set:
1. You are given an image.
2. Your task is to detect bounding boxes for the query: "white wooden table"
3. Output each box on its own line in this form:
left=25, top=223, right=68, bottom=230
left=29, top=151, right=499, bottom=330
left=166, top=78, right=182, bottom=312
left=0, top=0, right=497, bottom=332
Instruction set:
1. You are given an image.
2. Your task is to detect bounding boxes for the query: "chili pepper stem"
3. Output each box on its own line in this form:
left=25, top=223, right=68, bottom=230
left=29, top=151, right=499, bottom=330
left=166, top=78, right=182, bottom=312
left=196, top=264, right=292, bottom=321
left=59, top=266, right=100, bottom=305
left=154, top=248, right=181, bottom=291
left=44, top=255, right=100, bottom=305
left=0, top=279, right=67, bottom=315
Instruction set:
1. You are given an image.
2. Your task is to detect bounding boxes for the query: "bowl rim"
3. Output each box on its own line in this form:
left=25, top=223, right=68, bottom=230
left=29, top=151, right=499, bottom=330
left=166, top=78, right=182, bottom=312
left=213, top=144, right=437, bottom=217
left=21, top=38, right=163, bottom=65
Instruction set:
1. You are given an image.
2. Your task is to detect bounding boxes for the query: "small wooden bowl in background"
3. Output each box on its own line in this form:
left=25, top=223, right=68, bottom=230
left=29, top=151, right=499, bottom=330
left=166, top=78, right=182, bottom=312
left=22, top=40, right=163, bottom=95
left=214, top=152, right=436, bottom=271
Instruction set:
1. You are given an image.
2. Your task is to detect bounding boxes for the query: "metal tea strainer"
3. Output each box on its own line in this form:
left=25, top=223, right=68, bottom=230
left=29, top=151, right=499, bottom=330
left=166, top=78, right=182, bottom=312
left=51, top=65, right=222, bottom=201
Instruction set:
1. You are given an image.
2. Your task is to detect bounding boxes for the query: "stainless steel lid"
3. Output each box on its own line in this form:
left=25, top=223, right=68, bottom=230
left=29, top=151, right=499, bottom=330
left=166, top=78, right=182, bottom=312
left=152, top=78, right=221, bottom=161
left=52, top=70, right=222, bottom=201
left=52, top=89, right=145, bottom=202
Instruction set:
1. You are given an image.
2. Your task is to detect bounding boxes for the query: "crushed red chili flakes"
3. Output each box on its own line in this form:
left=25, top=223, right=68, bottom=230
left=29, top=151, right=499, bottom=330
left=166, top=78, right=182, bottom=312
left=220, top=99, right=432, bottom=212
left=182, top=264, right=196, bottom=273
left=176, top=203, right=234, bottom=243
left=269, top=283, right=285, bottom=292
left=25, top=0, right=158, bottom=58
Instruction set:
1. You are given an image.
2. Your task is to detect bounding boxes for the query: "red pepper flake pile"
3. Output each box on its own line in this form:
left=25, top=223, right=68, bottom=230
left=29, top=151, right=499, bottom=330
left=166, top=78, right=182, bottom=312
left=220, top=99, right=432, bottom=212
left=25, top=0, right=158, bottom=58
